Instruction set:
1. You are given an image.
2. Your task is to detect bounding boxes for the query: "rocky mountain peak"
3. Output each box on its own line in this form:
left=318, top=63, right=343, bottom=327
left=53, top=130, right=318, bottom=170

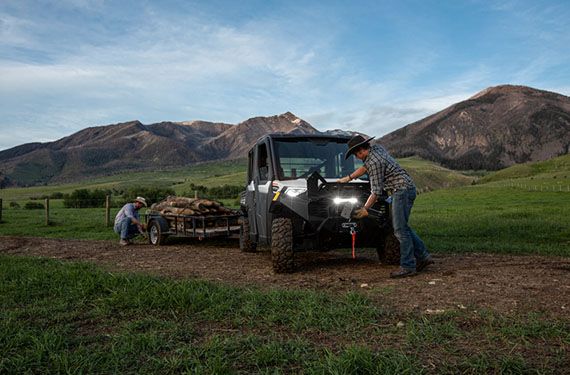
left=381, top=85, right=570, bottom=170
left=469, top=85, right=566, bottom=102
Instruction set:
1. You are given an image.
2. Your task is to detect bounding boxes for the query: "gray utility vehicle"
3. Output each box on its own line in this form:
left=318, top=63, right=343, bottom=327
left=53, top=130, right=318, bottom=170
left=240, top=133, right=400, bottom=273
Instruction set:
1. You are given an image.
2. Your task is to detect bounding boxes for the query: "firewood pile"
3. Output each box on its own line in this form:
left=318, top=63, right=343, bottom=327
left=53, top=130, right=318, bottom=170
left=149, top=196, right=238, bottom=216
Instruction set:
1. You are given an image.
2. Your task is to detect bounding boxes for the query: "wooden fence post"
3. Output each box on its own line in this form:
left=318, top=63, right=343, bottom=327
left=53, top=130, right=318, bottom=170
left=0, top=198, right=3, bottom=223
left=45, top=198, right=50, bottom=225
left=105, top=195, right=111, bottom=227
left=194, top=190, right=198, bottom=199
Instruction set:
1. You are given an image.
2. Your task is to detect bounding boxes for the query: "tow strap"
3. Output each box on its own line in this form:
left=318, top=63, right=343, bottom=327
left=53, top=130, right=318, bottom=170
left=351, top=227, right=357, bottom=259
left=341, top=222, right=358, bottom=259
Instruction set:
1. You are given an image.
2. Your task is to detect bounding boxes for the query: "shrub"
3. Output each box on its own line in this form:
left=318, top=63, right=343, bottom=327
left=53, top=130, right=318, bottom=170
left=63, top=189, right=110, bottom=208
left=50, top=192, right=65, bottom=199
left=9, top=201, right=20, bottom=209
left=121, top=187, right=176, bottom=206
left=24, top=202, right=45, bottom=210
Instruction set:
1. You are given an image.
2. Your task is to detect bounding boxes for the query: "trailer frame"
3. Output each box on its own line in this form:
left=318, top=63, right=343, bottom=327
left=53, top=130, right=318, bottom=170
left=144, top=211, right=241, bottom=245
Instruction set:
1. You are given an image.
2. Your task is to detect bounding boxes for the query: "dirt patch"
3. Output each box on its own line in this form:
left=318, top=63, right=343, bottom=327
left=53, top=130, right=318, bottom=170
left=1, top=236, right=569, bottom=318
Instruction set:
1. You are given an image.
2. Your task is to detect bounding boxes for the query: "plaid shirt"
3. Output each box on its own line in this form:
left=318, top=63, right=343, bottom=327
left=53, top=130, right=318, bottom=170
left=364, top=145, right=415, bottom=195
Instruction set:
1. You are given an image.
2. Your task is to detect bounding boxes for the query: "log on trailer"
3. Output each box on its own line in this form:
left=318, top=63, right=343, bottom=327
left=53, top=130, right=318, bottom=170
left=150, top=196, right=235, bottom=216
left=145, top=196, right=241, bottom=245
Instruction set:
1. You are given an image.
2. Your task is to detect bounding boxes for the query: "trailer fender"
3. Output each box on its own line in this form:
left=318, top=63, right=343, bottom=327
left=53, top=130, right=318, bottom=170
left=148, top=216, right=169, bottom=233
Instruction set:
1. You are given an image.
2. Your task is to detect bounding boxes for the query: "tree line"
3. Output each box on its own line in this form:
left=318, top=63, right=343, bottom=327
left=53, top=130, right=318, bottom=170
left=20, top=184, right=243, bottom=209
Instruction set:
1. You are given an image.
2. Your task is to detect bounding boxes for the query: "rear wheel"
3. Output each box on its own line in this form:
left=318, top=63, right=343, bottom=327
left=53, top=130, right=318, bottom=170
left=377, top=230, right=400, bottom=265
left=239, top=216, right=257, bottom=252
left=271, top=217, right=294, bottom=273
left=148, top=220, right=167, bottom=246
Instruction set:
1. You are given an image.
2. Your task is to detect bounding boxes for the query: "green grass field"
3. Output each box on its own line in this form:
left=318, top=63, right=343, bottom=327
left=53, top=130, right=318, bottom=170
left=1, top=155, right=570, bottom=373
left=1, top=256, right=567, bottom=374
left=412, top=186, right=570, bottom=256
left=1, top=186, right=568, bottom=256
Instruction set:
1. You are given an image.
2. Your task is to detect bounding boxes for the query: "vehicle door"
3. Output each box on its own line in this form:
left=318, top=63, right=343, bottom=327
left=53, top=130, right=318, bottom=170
left=245, top=148, right=259, bottom=240
left=254, top=141, right=273, bottom=244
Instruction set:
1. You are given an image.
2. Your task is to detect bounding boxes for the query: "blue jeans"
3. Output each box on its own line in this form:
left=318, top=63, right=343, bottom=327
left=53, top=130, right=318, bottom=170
left=114, top=217, right=139, bottom=240
left=391, top=187, right=430, bottom=270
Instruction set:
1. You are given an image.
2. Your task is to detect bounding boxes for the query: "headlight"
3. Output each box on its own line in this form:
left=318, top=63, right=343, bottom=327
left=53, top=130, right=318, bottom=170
left=285, top=188, right=307, bottom=197
left=333, top=197, right=358, bottom=205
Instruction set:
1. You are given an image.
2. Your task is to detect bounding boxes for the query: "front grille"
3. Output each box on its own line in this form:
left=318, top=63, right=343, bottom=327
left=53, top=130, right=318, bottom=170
left=307, top=182, right=389, bottom=221
left=308, top=199, right=330, bottom=218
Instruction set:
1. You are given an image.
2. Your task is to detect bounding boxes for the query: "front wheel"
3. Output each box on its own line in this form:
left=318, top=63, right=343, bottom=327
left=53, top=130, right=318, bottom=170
left=377, top=230, right=400, bottom=265
left=271, top=217, right=295, bottom=273
left=148, top=220, right=167, bottom=246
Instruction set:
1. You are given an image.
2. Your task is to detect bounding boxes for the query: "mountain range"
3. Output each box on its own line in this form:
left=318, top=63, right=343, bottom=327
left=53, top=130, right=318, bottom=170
left=380, top=85, right=570, bottom=170
left=1, top=85, right=569, bottom=187
left=0, top=112, right=318, bottom=187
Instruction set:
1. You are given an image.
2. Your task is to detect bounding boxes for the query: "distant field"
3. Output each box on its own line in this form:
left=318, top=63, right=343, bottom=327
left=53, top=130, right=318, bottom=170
left=0, top=198, right=237, bottom=241
left=479, top=153, right=570, bottom=186
left=1, top=155, right=569, bottom=256
left=0, top=158, right=248, bottom=201
left=1, top=187, right=568, bottom=257
left=398, top=156, right=474, bottom=191
left=0, top=156, right=471, bottom=201
left=412, top=185, right=569, bottom=256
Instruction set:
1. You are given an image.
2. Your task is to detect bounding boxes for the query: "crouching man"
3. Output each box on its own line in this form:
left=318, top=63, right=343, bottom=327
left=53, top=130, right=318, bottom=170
left=114, top=196, right=147, bottom=246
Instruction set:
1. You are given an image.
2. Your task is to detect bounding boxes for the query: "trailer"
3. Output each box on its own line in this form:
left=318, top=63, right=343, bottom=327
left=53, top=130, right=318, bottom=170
left=144, top=211, right=241, bottom=245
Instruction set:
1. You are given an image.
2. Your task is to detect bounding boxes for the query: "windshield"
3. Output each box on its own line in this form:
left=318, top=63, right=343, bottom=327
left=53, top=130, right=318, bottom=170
left=273, top=139, right=365, bottom=180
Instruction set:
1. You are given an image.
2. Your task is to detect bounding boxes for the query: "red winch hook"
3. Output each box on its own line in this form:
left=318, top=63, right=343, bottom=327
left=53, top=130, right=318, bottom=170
left=351, top=227, right=357, bottom=259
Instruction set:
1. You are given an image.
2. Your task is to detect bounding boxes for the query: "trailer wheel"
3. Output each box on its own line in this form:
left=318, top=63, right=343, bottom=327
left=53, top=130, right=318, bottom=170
left=239, top=216, right=257, bottom=252
left=271, top=217, right=295, bottom=273
left=148, top=220, right=167, bottom=246
left=377, top=230, right=400, bottom=265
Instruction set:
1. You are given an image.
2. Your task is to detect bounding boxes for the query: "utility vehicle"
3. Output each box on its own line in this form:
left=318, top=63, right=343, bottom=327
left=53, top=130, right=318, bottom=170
left=240, top=134, right=399, bottom=273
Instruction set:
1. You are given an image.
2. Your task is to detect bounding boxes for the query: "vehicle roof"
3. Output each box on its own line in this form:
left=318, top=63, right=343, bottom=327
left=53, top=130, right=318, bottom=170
left=257, top=133, right=352, bottom=143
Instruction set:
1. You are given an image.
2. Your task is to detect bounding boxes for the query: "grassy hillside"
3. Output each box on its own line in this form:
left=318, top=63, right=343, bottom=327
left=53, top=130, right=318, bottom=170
left=0, top=159, right=247, bottom=201
left=478, top=153, right=570, bottom=185
left=0, top=157, right=471, bottom=201
left=398, top=156, right=474, bottom=191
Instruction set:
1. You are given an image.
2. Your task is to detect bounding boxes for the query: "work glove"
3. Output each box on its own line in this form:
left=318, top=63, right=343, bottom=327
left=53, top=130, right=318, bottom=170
left=352, top=208, right=369, bottom=219
left=337, top=175, right=351, bottom=183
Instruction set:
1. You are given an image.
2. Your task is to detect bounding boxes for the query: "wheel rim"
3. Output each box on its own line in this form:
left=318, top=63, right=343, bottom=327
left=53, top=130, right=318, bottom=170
left=149, top=225, right=159, bottom=244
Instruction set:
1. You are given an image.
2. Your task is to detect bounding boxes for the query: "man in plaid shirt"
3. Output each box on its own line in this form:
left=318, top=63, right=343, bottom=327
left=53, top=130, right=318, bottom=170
left=339, top=134, right=433, bottom=278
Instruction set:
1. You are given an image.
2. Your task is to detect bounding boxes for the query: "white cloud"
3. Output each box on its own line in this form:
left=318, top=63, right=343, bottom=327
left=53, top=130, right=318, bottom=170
left=0, top=12, right=35, bottom=48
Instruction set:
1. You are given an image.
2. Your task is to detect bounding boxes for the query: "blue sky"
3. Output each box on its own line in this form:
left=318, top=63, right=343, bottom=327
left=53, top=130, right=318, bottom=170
left=1, top=0, right=569, bottom=150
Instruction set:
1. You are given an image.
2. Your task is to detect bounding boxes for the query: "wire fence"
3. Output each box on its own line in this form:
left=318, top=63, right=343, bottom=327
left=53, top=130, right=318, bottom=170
left=0, top=190, right=242, bottom=227
left=494, top=180, right=570, bottom=192
left=0, top=196, right=114, bottom=226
